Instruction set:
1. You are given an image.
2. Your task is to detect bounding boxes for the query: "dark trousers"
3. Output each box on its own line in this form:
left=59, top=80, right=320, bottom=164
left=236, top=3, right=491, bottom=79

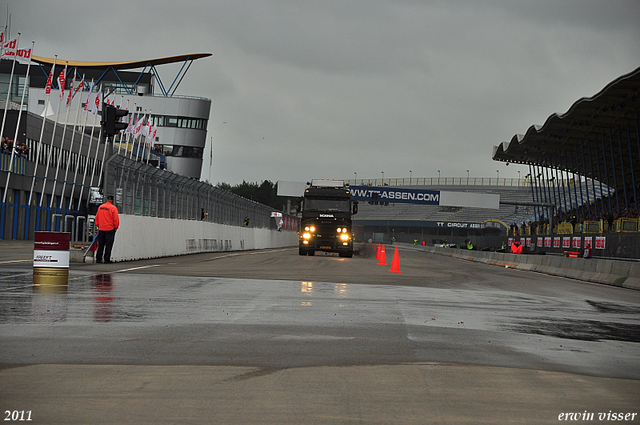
left=97, top=230, right=116, bottom=262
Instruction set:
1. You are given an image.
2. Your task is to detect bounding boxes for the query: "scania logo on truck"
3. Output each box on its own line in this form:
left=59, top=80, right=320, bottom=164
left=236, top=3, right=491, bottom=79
left=319, top=213, right=334, bottom=218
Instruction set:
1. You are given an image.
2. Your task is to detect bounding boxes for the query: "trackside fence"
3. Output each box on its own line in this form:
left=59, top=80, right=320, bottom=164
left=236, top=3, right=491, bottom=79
left=102, top=154, right=298, bottom=232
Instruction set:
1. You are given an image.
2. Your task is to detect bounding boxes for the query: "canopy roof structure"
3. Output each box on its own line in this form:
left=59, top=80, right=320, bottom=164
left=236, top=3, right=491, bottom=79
left=31, top=53, right=212, bottom=70
left=493, top=66, right=640, bottom=215
left=30, top=53, right=212, bottom=97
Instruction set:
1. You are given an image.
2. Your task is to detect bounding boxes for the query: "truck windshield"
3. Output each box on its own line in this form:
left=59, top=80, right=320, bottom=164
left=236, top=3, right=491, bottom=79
left=304, top=198, right=350, bottom=212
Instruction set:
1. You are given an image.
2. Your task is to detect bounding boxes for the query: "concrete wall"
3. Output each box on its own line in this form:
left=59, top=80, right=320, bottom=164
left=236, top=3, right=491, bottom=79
left=426, top=246, right=640, bottom=291
left=103, top=214, right=297, bottom=262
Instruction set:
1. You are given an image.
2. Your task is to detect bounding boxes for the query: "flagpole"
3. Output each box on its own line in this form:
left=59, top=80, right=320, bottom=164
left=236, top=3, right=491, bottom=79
left=0, top=32, right=20, bottom=163
left=49, top=63, right=71, bottom=209
left=128, top=106, right=136, bottom=160
left=39, top=62, right=66, bottom=208
left=60, top=71, right=83, bottom=209
left=123, top=99, right=131, bottom=156
left=2, top=38, right=32, bottom=204
left=145, top=109, right=152, bottom=165
left=127, top=112, right=133, bottom=159
left=84, top=93, right=103, bottom=209
left=209, top=136, right=213, bottom=183
left=77, top=77, right=93, bottom=210
left=96, top=126, right=108, bottom=189
left=28, top=55, right=56, bottom=208
left=86, top=85, right=103, bottom=197
left=115, top=95, right=125, bottom=155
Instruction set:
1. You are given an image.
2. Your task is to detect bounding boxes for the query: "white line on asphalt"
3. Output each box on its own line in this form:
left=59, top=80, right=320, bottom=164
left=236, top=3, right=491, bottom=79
left=113, top=264, right=164, bottom=273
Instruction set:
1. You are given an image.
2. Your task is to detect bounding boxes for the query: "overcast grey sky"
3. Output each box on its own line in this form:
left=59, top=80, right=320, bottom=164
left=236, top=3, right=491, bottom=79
left=3, top=0, right=640, bottom=185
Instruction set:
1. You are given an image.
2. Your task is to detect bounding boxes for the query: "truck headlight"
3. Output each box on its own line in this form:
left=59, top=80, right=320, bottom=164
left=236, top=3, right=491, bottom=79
left=340, top=233, right=350, bottom=241
left=305, top=226, right=316, bottom=232
left=303, top=233, right=311, bottom=239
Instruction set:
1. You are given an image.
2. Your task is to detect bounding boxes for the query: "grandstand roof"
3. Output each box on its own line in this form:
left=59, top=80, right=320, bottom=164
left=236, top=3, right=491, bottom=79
left=31, top=53, right=212, bottom=70
left=492, top=66, right=640, bottom=195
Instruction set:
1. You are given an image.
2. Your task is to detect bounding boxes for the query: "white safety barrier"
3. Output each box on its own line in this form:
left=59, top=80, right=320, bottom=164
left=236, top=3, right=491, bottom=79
left=107, top=215, right=297, bottom=262
left=426, top=246, right=640, bottom=291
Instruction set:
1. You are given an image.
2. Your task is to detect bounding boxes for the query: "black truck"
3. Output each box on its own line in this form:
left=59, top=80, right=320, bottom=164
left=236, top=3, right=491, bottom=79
left=298, top=180, right=358, bottom=257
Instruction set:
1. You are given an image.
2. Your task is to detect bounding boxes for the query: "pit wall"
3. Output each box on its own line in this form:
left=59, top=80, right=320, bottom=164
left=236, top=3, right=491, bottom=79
left=105, top=214, right=297, bottom=262
left=426, top=246, right=640, bottom=291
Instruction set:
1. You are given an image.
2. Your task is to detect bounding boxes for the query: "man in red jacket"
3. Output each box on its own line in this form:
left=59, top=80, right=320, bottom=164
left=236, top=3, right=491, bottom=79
left=95, top=195, right=120, bottom=263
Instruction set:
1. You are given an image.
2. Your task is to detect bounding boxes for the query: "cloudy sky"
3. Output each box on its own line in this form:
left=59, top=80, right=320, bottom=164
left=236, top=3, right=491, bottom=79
left=3, top=0, right=640, bottom=185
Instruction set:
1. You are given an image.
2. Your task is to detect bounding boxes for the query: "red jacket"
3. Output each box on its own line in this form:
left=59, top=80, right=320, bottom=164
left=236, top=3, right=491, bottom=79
left=95, top=201, right=120, bottom=231
left=511, top=242, right=522, bottom=254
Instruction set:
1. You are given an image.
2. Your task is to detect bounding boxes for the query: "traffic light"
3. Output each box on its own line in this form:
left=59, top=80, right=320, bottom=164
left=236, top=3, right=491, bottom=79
left=101, top=104, right=129, bottom=137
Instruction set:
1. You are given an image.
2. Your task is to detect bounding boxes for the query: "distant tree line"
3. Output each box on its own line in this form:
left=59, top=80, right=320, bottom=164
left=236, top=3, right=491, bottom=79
left=217, top=180, right=288, bottom=211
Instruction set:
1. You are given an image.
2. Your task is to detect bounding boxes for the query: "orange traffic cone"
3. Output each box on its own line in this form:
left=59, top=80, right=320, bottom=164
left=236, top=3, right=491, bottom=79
left=378, top=244, right=387, bottom=265
left=389, top=246, right=402, bottom=273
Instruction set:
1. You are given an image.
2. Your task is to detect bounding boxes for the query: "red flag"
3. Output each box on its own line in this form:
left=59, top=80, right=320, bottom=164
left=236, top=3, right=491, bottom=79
left=66, top=71, right=76, bottom=106
left=133, top=114, right=145, bottom=137
left=0, top=37, right=17, bottom=60
left=90, top=88, right=101, bottom=116
left=72, top=75, right=85, bottom=100
left=45, top=68, right=54, bottom=95
left=57, top=65, right=67, bottom=98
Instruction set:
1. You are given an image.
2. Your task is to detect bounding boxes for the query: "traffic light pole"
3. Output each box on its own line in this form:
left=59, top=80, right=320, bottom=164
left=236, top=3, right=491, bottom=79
left=100, top=87, right=129, bottom=203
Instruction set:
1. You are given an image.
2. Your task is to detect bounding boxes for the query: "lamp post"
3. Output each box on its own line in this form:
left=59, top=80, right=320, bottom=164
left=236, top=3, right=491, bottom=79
left=354, top=172, right=357, bottom=184
left=466, top=169, right=469, bottom=185
left=409, top=170, right=412, bottom=184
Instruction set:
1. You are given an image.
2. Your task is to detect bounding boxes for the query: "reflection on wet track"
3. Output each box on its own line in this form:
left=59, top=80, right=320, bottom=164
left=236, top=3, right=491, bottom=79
left=1, top=264, right=639, bottom=380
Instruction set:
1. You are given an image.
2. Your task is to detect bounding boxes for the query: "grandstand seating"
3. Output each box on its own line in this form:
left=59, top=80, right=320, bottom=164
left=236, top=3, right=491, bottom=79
left=354, top=180, right=610, bottom=228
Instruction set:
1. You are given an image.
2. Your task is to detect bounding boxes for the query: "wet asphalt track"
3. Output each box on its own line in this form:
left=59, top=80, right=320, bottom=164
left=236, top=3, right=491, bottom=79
left=1, top=241, right=639, bottom=424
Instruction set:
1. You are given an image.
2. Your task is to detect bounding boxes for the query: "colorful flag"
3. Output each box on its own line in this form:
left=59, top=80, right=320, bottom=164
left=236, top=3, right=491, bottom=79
left=57, top=65, right=67, bottom=99
left=72, top=74, right=85, bottom=100
left=0, top=37, right=31, bottom=63
left=145, top=117, right=153, bottom=138
left=45, top=67, right=54, bottom=95
left=125, top=112, right=135, bottom=134
left=90, top=87, right=102, bottom=116
left=0, top=37, right=17, bottom=60
left=132, top=114, right=145, bottom=137
left=65, top=71, right=76, bottom=106
left=83, top=80, right=95, bottom=113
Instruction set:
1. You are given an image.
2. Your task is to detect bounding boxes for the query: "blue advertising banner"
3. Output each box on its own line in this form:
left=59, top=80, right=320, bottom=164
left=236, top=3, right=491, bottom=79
left=349, top=186, right=440, bottom=205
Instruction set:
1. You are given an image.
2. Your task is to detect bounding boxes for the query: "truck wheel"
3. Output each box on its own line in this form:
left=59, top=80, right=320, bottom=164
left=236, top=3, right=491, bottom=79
left=308, top=250, right=315, bottom=256
left=299, top=247, right=307, bottom=256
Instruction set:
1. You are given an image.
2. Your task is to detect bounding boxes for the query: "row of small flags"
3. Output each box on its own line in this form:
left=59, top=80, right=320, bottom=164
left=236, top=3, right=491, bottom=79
left=2, top=30, right=157, bottom=144
left=44, top=64, right=158, bottom=142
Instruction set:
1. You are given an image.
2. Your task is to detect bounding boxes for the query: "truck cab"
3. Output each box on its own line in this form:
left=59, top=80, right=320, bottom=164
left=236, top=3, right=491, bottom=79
left=298, top=180, right=357, bottom=257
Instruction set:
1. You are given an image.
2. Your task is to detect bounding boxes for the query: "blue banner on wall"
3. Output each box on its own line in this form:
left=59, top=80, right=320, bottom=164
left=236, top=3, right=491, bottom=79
left=349, top=186, right=441, bottom=205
